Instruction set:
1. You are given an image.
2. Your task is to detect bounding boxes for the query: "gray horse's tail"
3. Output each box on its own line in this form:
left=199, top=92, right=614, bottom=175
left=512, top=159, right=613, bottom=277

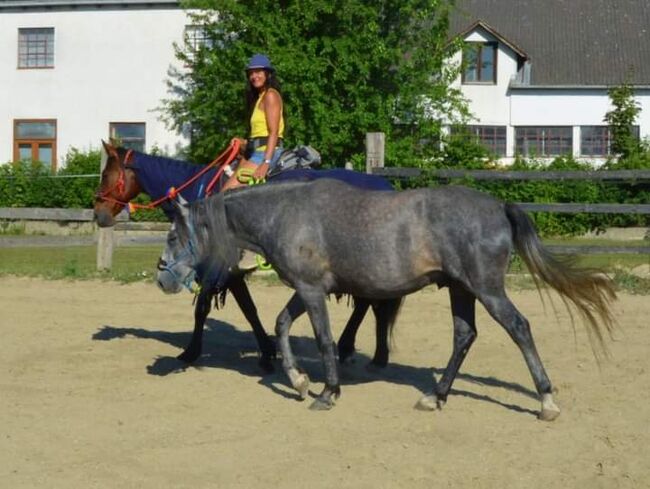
left=504, top=203, right=616, bottom=353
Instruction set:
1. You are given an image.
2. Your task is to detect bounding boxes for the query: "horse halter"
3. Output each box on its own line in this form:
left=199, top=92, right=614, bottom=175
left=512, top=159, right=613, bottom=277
left=157, top=220, right=200, bottom=293
left=95, top=149, right=135, bottom=208
left=157, top=255, right=198, bottom=293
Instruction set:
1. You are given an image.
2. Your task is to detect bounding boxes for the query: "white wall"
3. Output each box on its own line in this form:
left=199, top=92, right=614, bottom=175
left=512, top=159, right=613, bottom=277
left=452, top=27, right=650, bottom=162
left=0, top=7, right=189, bottom=166
left=511, top=89, right=650, bottom=129
left=453, top=28, right=519, bottom=126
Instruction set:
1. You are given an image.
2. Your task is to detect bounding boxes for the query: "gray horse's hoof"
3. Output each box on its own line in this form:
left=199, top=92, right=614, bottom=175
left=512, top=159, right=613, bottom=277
left=288, top=369, right=310, bottom=400
left=309, top=398, right=335, bottom=411
left=538, top=408, right=561, bottom=421
left=415, top=394, right=443, bottom=411
left=538, top=393, right=561, bottom=421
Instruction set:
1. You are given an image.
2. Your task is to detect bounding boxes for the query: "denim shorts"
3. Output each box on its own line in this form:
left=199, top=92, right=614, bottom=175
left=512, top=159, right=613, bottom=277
left=249, top=147, right=283, bottom=167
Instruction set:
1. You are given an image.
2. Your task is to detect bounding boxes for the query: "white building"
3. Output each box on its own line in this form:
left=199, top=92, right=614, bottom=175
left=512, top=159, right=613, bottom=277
left=0, top=0, right=189, bottom=169
left=450, top=0, right=650, bottom=164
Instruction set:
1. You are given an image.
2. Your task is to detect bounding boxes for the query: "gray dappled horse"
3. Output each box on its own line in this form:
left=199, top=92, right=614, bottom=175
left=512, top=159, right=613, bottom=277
left=157, top=179, right=616, bottom=420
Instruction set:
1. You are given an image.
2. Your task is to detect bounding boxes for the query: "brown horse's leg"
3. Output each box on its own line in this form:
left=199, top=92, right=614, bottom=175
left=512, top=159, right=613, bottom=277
left=177, top=288, right=212, bottom=363
left=416, top=283, right=477, bottom=411
left=337, top=299, right=371, bottom=364
left=227, top=275, right=276, bottom=373
left=369, top=298, right=402, bottom=367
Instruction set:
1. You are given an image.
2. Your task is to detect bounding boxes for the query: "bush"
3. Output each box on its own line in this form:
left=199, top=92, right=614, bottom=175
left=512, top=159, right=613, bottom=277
left=410, top=154, right=650, bottom=236
left=0, top=148, right=101, bottom=208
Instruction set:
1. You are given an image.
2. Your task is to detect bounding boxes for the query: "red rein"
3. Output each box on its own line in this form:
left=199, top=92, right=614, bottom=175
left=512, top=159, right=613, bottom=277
left=97, top=140, right=241, bottom=213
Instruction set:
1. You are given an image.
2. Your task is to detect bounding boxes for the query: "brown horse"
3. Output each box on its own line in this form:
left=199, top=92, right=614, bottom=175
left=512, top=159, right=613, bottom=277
left=94, top=141, right=400, bottom=371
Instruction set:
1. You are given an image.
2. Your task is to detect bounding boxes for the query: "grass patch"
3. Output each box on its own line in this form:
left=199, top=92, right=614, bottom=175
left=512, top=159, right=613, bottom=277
left=0, top=239, right=648, bottom=293
left=0, top=245, right=161, bottom=283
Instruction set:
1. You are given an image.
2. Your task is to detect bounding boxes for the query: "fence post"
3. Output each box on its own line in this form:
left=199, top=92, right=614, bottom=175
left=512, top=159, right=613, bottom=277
left=365, top=132, right=385, bottom=174
left=96, top=147, right=114, bottom=271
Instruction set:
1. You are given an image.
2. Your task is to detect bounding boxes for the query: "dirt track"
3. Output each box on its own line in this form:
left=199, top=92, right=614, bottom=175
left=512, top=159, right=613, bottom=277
left=1, top=276, right=648, bottom=488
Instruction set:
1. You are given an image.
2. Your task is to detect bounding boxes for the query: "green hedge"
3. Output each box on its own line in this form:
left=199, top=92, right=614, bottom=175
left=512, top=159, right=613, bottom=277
left=1, top=147, right=649, bottom=234
left=0, top=148, right=166, bottom=222
left=0, top=148, right=100, bottom=208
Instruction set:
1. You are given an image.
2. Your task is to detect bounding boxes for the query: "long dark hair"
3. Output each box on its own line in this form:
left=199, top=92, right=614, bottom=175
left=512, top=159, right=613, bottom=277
left=245, top=70, right=283, bottom=126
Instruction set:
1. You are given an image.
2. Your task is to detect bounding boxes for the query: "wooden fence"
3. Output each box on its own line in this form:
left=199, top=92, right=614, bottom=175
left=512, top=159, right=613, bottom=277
left=364, top=133, right=650, bottom=255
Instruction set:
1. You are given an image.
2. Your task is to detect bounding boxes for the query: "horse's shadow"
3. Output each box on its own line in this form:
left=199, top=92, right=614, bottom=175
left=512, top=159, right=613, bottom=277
left=92, top=318, right=538, bottom=416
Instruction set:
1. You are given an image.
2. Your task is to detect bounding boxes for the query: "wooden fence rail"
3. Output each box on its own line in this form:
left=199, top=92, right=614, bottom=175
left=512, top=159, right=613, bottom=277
left=369, top=167, right=650, bottom=252
left=369, top=167, right=650, bottom=215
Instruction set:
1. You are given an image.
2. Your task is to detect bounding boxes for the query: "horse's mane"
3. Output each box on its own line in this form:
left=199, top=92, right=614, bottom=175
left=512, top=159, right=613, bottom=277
left=187, top=194, right=240, bottom=289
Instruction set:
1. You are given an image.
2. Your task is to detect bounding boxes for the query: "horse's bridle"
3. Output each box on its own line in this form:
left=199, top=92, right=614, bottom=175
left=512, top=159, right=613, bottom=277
left=157, top=219, right=200, bottom=293
left=95, top=149, right=135, bottom=209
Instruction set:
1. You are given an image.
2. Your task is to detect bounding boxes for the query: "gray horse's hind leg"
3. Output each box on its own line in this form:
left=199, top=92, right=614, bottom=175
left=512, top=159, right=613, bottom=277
left=416, top=283, right=476, bottom=411
left=275, top=293, right=310, bottom=400
left=480, top=291, right=560, bottom=421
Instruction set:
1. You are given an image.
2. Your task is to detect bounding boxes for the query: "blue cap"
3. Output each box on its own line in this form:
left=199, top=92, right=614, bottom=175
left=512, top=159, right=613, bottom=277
left=246, top=53, right=274, bottom=72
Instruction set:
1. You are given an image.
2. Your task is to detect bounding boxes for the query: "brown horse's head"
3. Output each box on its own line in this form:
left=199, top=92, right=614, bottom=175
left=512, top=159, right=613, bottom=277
left=94, top=140, right=143, bottom=227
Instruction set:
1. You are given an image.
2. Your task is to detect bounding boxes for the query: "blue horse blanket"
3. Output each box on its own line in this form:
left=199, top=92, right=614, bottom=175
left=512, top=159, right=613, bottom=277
left=130, top=152, right=393, bottom=208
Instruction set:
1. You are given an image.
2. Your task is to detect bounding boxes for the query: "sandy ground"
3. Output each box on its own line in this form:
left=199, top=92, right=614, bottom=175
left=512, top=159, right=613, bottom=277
left=1, top=276, right=649, bottom=489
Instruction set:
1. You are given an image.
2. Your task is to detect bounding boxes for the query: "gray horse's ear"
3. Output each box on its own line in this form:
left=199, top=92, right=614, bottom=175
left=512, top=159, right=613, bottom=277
left=172, top=196, right=190, bottom=223
left=170, top=198, right=184, bottom=217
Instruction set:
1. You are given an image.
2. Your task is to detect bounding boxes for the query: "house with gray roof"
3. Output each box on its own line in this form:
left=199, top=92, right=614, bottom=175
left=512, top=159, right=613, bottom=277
left=449, top=0, right=650, bottom=162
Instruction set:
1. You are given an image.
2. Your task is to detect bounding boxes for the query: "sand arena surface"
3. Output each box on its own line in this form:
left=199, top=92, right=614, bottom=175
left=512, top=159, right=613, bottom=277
left=1, top=276, right=648, bottom=488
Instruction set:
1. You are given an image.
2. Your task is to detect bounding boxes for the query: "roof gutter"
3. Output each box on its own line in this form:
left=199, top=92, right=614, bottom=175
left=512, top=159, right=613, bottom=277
left=509, top=83, right=650, bottom=90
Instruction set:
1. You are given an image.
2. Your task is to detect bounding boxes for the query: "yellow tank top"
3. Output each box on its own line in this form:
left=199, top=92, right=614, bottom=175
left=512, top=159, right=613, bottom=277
left=250, top=89, right=285, bottom=140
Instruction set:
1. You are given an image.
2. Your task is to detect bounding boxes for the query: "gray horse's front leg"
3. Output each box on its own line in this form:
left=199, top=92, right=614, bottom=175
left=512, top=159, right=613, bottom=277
left=275, top=293, right=310, bottom=400
left=177, top=289, right=212, bottom=363
left=300, top=288, right=340, bottom=410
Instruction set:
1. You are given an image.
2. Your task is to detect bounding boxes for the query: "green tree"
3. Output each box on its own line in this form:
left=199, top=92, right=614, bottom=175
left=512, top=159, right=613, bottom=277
left=162, top=0, right=468, bottom=168
left=604, top=82, right=641, bottom=160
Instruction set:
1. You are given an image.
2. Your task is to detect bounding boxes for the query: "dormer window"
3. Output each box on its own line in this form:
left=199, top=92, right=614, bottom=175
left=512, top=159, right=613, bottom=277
left=462, top=42, right=497, bottom=84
